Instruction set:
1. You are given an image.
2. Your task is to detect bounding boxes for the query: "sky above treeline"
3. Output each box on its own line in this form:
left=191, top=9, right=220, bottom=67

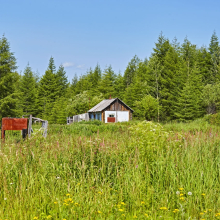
left=1, top=0, right=220, bottom=81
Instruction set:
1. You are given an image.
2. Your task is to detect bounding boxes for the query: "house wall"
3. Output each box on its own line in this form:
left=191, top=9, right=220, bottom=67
left=104, top=111, right=129, bottom=123
left=89, top=112, right=102, bottom=121
left=103, top=99, right=132, bottom=121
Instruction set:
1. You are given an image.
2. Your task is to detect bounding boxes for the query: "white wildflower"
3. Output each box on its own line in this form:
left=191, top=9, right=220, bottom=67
left=188, top=192, right=192, bottom=196
left=176, top=191, right=180, bottom=195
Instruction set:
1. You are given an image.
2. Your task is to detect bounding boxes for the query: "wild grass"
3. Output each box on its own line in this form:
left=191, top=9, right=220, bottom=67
left=0, top=120, right=220, bottom=219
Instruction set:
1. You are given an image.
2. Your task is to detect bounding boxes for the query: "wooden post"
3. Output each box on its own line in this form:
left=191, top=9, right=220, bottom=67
left=28, top=115, right=32, bottom=138
left=1, top=126, right=5, bottom=140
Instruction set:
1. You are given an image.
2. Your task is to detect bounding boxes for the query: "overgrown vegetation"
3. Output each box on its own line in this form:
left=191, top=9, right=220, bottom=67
left=1, top=120, right=220, bottom=219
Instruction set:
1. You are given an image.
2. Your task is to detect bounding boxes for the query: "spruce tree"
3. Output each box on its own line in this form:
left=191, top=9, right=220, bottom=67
left=160, top=46, right=182, bottom=120
left=208, top=31, right=220, bottom=83
left=152, top=33, right=170, bottom=65
left=123, top=55, right=140, bottom=87
left=0, top=35, right=19, bottom=120
left=37, top=58, right=59, bottom=118
left=50, top=97, right=67, bottom=124
left=19, top=64, right=38, bottom=115
left=56, top=64, right=68, bottom=97
left=98, top=66, right=116, bottom=99
left=175, top=66, right=204, bottom=120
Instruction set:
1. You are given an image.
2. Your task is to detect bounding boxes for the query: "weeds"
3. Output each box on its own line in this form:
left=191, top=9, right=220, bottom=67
left=0, top=120, right=220, bottom=219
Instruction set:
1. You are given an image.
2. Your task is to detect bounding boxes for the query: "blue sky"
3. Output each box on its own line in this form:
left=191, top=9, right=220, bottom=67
left=1, top=0, right=220, bottom=81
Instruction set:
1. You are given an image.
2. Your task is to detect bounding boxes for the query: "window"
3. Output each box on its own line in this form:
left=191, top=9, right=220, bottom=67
left=108, top=114, right=115, bottom=118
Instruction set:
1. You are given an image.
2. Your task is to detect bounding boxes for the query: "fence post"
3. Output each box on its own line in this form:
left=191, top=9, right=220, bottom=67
left=28, top=115, right=32, bottom=138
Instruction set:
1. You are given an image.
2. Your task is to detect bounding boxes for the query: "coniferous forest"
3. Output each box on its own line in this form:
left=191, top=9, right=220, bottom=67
left=1, top=32, right=220, bottom=124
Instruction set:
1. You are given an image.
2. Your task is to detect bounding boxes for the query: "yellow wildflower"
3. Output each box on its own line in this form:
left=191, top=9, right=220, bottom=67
left=98, top=211, right=102, bottom=214
left=122, top=214, right=125, bottom=217
left=216, top=213, right=220, bottom=216
left=180, top=197, right=185, bottom=201
left=179, top=188, right=184, bottom=191
left=121, top=202, right=125, bottom=205
left=66, top=194, right=70, bottom=197
left=54, top=201, right=58, bottom=204
left=209, top=209, right=212, bottom=212
left=47, top=216, right=52, bottom=219
left=202, top=193, right=205, bottom=196
left=98, top=191, right=103, bottom=194
left=118, top=209, right=124, bottom=212
left=144, top=213, right=149, bottom=217
left=200, top=212, right=204, bottom=215
left=173, top=209, right=179, bottom=213
left=160, top=207, right=168, bottom=210
left=141, top=201, right=145, bottom=204
left=133, top=216, right=138, bottom=219
left=33, top=217, right=38, bottom=220
left=180, top=193, right=184, bottom=196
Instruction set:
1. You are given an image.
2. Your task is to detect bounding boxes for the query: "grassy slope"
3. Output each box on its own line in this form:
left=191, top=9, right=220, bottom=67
left=0, top=120, right=220, bottom=219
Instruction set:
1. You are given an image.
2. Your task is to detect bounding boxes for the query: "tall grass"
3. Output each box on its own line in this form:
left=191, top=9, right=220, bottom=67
left=0, top=120, right=220, bottom=219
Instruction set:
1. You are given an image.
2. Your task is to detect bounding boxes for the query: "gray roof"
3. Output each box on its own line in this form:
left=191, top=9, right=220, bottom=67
left=88, top=98, right=134, bottom=113
left=88, top=99, right=116, bottom=112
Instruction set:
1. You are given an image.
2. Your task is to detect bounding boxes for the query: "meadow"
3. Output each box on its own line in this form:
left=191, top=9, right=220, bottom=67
left=1, top=119, right=220, bottom=219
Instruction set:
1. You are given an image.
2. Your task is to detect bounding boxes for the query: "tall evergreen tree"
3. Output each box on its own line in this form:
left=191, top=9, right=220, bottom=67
left=123, top=55, right=140, bottom=87
left=56, top=64, right=68, bottom=96
left=37, top=58, right=59, bottom=118
left=0, top=35, right=19, bottom=120
left=175, top=66, right=204, bottom=120
left=152, top=32, right=170, bottom=64
left=98, top=66, right=116, bottom=99
left=19, top=64, right=38, bottom=115
left=208, top=31, right=220, bottom=83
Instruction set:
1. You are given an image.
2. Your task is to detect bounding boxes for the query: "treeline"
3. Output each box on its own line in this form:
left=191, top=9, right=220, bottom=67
left=1, top=32, right=220, bottom=124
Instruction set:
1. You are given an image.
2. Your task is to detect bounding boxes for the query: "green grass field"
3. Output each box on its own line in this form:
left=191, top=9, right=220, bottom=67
left=1, top=120, right=220, bottom=219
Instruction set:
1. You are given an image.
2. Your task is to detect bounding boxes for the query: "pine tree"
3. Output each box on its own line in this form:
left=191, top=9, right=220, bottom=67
left=19, top=64, right=38, bottom=115
left=160, top=46, right=182, bottom=120
left=37, top=58, right=59, bottom=118
left=0, top=35, right=19, bottom=120
left=98, top=66, right=116, bottom=99
left=175, top=66, right=204, bottom=120
left=56, top=64, right=68, bottom=97
left=152, top=32, right=170, bottom=64
left=113, top=72, right=125, bottom=99
left=48, top=57, right=56, bottom=74
left=208, top=31, right=220, bottom=83
left=50, top=97, right=67, bottom=124
left=197, top=47, right=212, bottom=84
left=123, top=55, right=140, bottom=87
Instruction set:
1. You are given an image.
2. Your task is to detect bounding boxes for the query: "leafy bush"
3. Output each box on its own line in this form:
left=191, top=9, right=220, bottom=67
left=129, top=121, right=169, bottom=149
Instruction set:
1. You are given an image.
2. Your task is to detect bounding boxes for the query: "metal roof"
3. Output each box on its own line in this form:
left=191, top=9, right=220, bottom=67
left=88, top=98, right=134, bottom=113
left=88, top=98, right=116, bottom=112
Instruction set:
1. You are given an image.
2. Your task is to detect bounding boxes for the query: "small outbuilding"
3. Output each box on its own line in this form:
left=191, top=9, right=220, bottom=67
left=88, top=98, right=133, bottom=123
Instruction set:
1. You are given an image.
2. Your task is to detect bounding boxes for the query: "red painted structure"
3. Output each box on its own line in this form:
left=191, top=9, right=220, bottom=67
left=1, top=118, right=28, bottom=139
left=107, top=117, right=115, bottom=123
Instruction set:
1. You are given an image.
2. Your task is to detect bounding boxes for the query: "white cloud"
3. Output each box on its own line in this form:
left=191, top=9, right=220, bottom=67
left=63, top=62, right=74, bottom=68
left=77, top=64, right=85, bottom=69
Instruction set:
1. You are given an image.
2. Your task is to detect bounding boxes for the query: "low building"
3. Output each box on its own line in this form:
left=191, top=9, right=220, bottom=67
left=88, top=98, right=133, bottom=123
